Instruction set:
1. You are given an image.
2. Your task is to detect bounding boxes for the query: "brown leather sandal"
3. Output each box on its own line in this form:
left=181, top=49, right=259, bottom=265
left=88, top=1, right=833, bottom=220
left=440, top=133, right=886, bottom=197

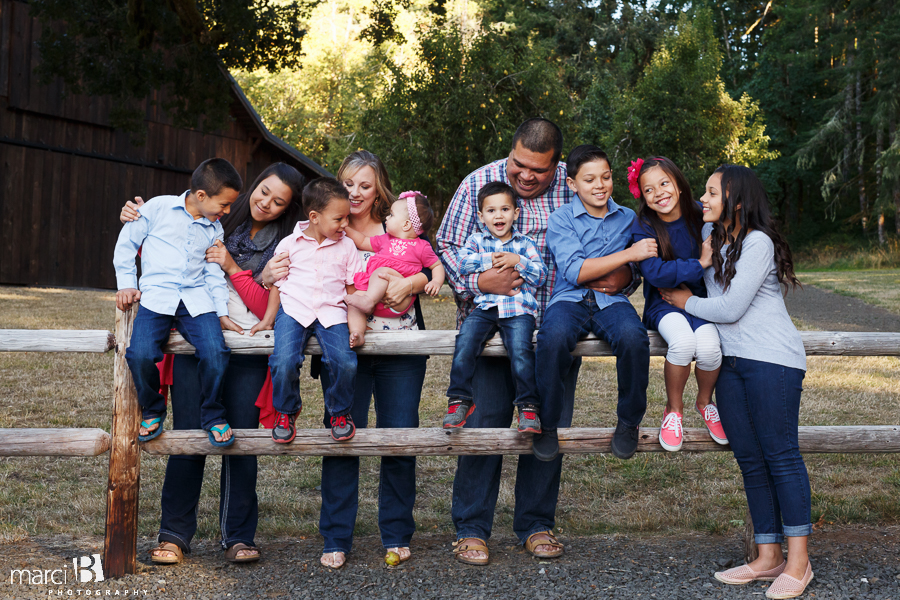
left=452, top=537, right=489, bottom=565
left=224, top=543, right=260, bottom=563
left=150, top=542, right=183, bottom=565
left=524, top=530, right=564, bottom=559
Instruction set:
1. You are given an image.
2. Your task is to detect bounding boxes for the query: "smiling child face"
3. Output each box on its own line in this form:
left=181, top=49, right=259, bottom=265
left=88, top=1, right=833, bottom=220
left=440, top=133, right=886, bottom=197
left=478, top=192, right=519, bottom=241
left=640, top=165, right=682, bottom=222
left=566, top=157, right=613, bottom=218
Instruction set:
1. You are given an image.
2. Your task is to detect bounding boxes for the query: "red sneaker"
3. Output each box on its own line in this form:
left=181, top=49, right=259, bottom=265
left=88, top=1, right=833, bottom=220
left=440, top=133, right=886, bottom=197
left=696, top=402, right=728, bottom=445
left=659, top=411, right=683, bottom=452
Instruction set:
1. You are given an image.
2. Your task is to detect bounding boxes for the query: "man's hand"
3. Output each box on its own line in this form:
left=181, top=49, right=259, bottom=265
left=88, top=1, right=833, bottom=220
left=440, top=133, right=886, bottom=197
left=219, top=316, right=243, bottom=334
left=262, top=252, right=290, bottom=286
left=116, top=288, right=141, bottom=311
left=477, top=267, right=524, bottom=297
left=584, top=264, right=633, bottom=295
left=491, top=252, right=521, bottom=273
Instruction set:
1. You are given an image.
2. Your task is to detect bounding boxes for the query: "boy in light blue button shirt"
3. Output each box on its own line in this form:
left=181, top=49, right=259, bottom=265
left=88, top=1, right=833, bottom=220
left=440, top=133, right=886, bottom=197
left=113, top=158, right=244, bottom=447
left=533, top=145, right=658, bottom=462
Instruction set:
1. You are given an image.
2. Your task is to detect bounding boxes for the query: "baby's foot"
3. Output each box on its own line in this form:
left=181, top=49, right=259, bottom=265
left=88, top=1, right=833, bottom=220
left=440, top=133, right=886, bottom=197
left=344, top=293, right=377, bottom=314
left=349, top=330, right=366, bottom=348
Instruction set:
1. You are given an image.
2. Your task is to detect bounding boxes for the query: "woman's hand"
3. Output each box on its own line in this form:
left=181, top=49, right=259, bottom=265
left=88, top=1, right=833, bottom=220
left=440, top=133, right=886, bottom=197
left=120, top=197, right=144, bottom=224
left=380, top=272, right=414, bottom=308
left=219, top=316, right=244, bottom=334
left=262, top=252, right=290, bottom=286
left=659, top=285, right=693, bottom=309
left=699, top=236, right=713, bottom=269
left=206, top=240, right=240, bottom=276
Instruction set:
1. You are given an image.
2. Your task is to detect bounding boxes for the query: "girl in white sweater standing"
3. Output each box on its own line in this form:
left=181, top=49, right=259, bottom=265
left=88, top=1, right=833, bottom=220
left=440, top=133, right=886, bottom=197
left=660, top=165, right=812, bottom=600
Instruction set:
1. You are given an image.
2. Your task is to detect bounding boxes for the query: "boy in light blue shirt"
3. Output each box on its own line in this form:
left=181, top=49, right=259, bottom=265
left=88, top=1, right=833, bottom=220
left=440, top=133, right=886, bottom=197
left=533, top=145, right=657, bottom=462
left=113, top=158, right=244, bottom=447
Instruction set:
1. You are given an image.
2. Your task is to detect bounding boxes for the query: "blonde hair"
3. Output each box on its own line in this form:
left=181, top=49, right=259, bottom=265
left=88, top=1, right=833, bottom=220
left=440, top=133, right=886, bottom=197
left=337, top=150, right=395, bottom=223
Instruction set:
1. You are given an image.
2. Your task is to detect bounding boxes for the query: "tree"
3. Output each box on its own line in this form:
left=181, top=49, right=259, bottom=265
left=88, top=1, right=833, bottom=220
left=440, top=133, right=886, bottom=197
left=30, top=0, right=313, bottom=137
left=600, top=10, right=777, bottom=193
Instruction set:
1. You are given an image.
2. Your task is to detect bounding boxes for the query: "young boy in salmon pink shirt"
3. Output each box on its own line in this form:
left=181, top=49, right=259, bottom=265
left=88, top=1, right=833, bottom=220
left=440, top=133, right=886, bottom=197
left=250, top=178, right=362, bottom=443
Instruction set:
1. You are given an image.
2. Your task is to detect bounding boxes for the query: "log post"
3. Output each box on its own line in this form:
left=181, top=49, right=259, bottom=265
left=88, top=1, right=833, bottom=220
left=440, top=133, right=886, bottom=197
left=103, top=306, right=141, bottom=577
left=743, top=512, right=758, bottom=563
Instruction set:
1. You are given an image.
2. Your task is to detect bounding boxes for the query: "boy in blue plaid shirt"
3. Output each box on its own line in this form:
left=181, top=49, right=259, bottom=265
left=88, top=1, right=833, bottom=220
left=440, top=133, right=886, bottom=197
left=444, top=181, right=547, bottom=433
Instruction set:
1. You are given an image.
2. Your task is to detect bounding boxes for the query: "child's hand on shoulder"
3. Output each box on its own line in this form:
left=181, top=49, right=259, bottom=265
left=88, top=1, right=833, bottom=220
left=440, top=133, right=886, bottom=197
left=491, top=252, right=521, bottom=272
left=115, top=289, right=141, bottom=311
left=219, top=316, right=244, bottom=335
left=249, top=318, right=274, bottom=337
left=699, top=236, right=713, bottom=268
left=628, top=238, right=658, bottom=262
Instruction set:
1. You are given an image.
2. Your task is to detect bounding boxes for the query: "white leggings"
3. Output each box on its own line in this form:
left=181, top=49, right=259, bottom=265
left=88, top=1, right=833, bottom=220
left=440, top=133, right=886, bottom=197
left=657, top=312, right=722, bottom=371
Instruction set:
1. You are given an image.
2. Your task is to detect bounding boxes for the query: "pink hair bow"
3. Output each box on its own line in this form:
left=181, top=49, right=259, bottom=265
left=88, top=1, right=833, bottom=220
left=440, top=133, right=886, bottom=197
left=399, top=190, right=426, bottom=235
left=627, top=158, right=644, bottom=200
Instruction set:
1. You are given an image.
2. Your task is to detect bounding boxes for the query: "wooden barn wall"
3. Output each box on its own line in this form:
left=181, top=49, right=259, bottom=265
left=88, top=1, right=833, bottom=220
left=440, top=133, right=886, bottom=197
left=0, top=0, right=318, bottom=289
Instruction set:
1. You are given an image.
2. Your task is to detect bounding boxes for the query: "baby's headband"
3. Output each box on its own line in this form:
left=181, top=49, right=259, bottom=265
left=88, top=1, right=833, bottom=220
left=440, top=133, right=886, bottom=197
left=399, top=190, right=426, bottom=235
left=626, top=158, right=644, bottom=200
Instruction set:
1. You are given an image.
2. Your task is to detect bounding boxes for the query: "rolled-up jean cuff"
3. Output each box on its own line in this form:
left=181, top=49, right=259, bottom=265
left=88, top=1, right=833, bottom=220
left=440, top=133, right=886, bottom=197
left=754, top=533, right=784, bottom=544
left=783, top=523, right=813, bottom=537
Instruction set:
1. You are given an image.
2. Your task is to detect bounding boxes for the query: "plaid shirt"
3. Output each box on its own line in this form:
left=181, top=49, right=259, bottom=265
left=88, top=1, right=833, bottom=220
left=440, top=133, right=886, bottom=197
left=437, top=158, right=575, bottom=327
left=459, top=229, right=547, bottom=318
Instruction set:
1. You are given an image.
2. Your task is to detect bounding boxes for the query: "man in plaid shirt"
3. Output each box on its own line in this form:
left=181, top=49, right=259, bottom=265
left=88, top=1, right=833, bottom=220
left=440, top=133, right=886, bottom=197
left=436, top=119, right=633, bottom=564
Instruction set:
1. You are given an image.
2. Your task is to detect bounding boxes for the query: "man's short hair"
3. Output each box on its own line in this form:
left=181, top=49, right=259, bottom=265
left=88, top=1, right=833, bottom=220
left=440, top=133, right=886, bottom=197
left=191, top=158, right=243, bottom=197
left=303, top=177, right=349, bottom=214
left=511, top=118, right=563, bottom=163
left=566, top=144, right=610, bottom=178
left=477, top=181, right=517, bottom=211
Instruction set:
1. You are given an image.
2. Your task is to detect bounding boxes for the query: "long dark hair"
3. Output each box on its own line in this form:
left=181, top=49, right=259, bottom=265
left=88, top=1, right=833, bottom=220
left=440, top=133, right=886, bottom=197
left=221, top=163, right=307, bottom=241
left=710, top=165, right=800, bottom=291
left=635, top=157, right=702, bottom=261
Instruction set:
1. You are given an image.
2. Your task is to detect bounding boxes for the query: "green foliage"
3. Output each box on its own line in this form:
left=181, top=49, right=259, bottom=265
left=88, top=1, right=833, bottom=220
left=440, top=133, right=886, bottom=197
left=30, top=0, right=312, bottom=137
left=345, top=22, right=576, bottom=216
left=601, top=10, right=777, bottom=192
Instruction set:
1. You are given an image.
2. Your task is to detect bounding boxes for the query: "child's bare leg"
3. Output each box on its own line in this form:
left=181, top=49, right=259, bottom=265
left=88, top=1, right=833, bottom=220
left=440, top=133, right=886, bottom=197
left=694, top=366, right=720, bottom=409
left=344, top=267, right=403, bottom=313
left=663, top=361, right=690, bottom=414
left=347, top=306, right=368, bottom=348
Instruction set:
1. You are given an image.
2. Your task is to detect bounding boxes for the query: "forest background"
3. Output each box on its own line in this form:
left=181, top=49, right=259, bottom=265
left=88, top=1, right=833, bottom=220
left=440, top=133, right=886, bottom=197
left=31, top=0, right=900, bottom=263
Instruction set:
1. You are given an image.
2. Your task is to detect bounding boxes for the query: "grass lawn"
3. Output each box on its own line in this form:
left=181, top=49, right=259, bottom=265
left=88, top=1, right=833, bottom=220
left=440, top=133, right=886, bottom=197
left=0, top=282, right=898, bottom=545
left=797, top=269, right=900, bottom=316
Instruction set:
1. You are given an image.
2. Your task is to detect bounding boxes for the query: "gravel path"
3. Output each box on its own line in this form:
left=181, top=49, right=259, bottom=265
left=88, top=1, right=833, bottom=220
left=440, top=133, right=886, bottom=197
left=784, top=284, right=900, bottom=332
left=2, top=528, right=899, bottom=599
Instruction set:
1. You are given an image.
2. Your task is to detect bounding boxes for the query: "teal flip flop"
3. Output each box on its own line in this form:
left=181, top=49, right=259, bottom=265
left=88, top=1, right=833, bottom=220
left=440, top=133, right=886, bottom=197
left=138, top=416, right=164, bottom=442
left=207, top=423, right=235, bottom=448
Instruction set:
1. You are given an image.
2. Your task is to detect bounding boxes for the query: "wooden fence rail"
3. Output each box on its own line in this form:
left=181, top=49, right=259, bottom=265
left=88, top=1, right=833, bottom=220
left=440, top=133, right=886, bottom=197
left=1, top=303, right=899, bottom=578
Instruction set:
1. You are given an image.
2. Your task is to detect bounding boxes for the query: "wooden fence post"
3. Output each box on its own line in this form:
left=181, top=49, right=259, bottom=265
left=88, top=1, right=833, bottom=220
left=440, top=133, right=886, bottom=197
left=103, top=306, right=141, bottom=576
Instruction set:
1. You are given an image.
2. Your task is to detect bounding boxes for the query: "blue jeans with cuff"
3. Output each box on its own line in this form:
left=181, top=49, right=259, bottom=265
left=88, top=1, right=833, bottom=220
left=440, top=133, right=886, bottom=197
left=318, top=355, right=428, bottom=553
left=446, top=307, right=539, bottom=408
left=451, top=355, right=580, bottom=544
left=269, top=306, right=356, bottom=417
left=125, top=301, right=229, bottom=430
left=536, top=296, right=649, bottom=431
left=159, top=353, right=266, bottom=552
left=716, top=356, right=812, bottom=543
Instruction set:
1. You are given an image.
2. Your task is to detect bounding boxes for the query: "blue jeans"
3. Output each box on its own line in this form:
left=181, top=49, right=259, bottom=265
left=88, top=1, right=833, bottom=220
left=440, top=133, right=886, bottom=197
left=125, top=302, right=229, bottom=430
left=716, top=356, right=812, bottom=543
left=269, top=307, right=356, bottom=417
left=535, top=297, right=649, bottom=430
left=318, top=355, right=428, bottom=553
left=159, top=354, right=266, bottom=552
left=447, top=308, right=538, bottom=408
left=451, top=355, right=581, bottom=543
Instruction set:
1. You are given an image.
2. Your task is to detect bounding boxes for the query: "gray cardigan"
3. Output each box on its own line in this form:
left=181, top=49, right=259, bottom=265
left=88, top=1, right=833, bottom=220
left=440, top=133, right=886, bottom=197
left=685, top=229, right=806, bottom=372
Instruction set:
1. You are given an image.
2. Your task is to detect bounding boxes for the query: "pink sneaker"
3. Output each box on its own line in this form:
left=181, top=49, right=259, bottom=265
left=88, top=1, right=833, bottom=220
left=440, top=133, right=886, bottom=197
left=696, top=402, right=728, bottom=445
left=766, top=561, right=814, bottom=599
left=714, top=560, right=786, bottom=585
left=658, top=411, right=683, bottom=451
